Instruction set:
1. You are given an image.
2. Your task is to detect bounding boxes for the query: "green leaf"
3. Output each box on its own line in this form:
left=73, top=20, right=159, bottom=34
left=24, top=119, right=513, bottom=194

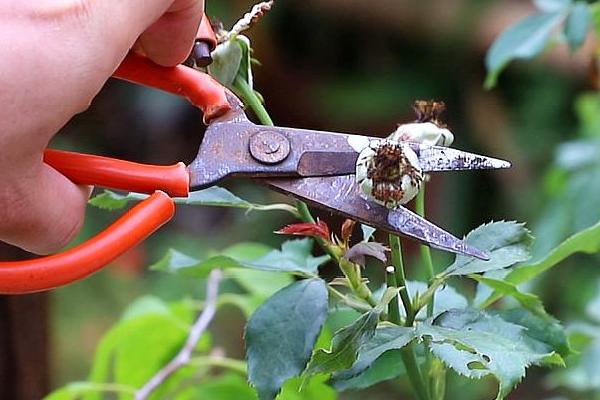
left=500, top=308, right=572, bottom=358
left=417, top=308, right=565, bottom=400
left=249, top=238, right=329, bottom=275
left=150, top=250, right=241, bottom=278
left=179, top=373, right=257, bottom=400
left=120, top=295, right=171, bottom=321
left=469, top=275, right=551, bottom=320
left=246, top=279, right=329, bottom=400
left=209, top=34, right=254, bottom=91
left=83, top=312, right=190, bottom=400
left=208, top=40, right=244, bottom=86
left=332, top=349, right=406, bottom=391
left=592, top=2, right=600, bottom=37
left=87, top=190, right=135, bottom=210
left=485, top=12, right=565, bottom=88
left=331, top=326, right=415, bottom=384
left=491, top=218, right=600, bottom=302
left=278, top=375, right=337, bottom=400
left=44, top=382, right=136, bottom=400
left=565, top=2, right=591, bottom=51
left=547, top=336, right=600, bottom=391
left=534, top=0, right=572, bottom=12
left=586, top=281, right=600, bottom=323
left=575, top=94, right=600, bottom=138
left=229, top=269, right=295, bottom=298
left=113, top=315, right=189, bottom=387
left=152, top=239, right=328, bottom=278
left=89, top=187, right=271, bottom=211
left=400, top=281, right=468, bottom=320
left=180, top=186, right=252, bottom=207
left=306, top=308, right=381, bottom=376
left=479, top=217, right=600, bottom=310
left=444, top=221, right=533, bottom=276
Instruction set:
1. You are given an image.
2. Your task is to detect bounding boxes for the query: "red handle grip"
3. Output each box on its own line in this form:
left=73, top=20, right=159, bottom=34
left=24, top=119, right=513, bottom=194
left=114, top=53, right=230, bottom=122
left=44, top=149, right=190, bottom=197
left=0, top=192, right=175, bottom=294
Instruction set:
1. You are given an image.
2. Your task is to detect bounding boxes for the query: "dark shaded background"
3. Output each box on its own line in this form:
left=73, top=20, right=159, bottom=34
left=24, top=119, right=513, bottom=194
left=1, top=0, right=598, bottom=399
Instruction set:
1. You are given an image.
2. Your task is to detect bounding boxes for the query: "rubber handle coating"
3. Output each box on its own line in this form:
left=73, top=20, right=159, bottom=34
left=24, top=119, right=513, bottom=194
left=0, top=192, right=175, bottom=294
left=113, top=52, right=230, bottom=122
left=44, top=149, right=190, bottom=197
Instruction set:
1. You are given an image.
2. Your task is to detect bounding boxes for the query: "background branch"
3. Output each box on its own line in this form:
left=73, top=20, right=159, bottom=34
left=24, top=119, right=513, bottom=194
left=135, top=269, right=223, bottom=400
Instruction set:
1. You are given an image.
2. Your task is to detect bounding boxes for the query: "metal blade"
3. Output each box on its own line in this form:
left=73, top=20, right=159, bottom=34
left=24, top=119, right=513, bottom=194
left=264, top=175, right=489, bottom=260
left=188, top=121, right=511, bottom=189
left=406, top=143, right=511, bottom=172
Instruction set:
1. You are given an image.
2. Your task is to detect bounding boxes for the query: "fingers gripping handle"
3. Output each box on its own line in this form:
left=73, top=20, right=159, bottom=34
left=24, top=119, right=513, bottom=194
left=0, top=192, right=175, bottom=294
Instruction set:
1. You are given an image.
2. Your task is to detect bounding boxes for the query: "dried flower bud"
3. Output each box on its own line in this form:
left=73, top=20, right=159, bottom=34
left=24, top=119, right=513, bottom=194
left=413, top=100, right=447, bottom=127
left=356, top=140, right=423, bottom=209
left=388, top=100, right=454, bottom=147
left=388, top=122, right=454, bottom=147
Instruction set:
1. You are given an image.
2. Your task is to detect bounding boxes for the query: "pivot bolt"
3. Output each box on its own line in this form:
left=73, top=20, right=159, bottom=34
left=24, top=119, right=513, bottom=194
left=249, top=130, right=290, bottom=164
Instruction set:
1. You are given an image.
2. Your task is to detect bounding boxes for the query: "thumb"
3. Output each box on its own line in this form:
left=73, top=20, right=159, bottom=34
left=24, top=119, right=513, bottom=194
left=0, top=163, right=91, bottom=255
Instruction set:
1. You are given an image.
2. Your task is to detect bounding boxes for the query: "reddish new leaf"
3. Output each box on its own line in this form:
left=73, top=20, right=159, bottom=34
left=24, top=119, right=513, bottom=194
left=276, top=220, right=331, bottom=242
left=341, top=219, right=357, bottom=245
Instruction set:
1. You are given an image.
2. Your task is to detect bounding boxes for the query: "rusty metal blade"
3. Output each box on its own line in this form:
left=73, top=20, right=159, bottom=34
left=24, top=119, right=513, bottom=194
left=408, top=143, right=511, bottom=172
left=187, top=121, right=511, bottom=189
left=188, top=123, right=367, bottom=188
left=264, top=175, right=489, bottom=260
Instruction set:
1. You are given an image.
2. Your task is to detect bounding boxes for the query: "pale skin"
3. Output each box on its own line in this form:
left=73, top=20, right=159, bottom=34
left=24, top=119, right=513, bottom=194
left=0, top=0, right=204, bottom=254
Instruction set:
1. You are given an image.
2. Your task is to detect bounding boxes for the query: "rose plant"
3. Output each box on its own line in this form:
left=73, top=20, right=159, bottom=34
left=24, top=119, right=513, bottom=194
left=47, top=2, right=600, bottom=400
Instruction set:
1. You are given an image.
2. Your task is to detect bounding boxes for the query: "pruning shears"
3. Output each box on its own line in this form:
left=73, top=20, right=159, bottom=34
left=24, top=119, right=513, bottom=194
left=0, top=20, right=510, bottom=295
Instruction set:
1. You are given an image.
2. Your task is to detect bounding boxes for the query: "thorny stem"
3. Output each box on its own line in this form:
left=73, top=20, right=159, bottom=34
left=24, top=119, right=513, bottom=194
left=389, top=235, right=415, bottom=325
left=338, top=258, right=378, bottom=308
left=388, top=234, right=430, bottom=400
left=236, top=75, right=378, bottom=309
left=233, top=76, right=273, bottom=126
left=416, top=186, right=435, bottom=317
left=416, top=185, right=438, bottom=398
left=385, top=267, right=402, bottom=325
left=135, top=270, right=222, bottom=400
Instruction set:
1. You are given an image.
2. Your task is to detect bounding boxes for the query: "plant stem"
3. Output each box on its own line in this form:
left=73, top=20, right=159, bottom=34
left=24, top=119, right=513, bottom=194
left=389, top=234, right=415, bottom=325
left=401, top=345, right=431, bottom=400
left=233, top=76, right=273, bottom=125
left=416, top=186, right=435, bottom=317
left=385, top=267, right=402, bottom=325
left=233, top=75, right=378, bottom=309
left=388, top=235, right=430, bottom=400
left=296, top=201, right=316, bottom=223
left=416, top=185, right=443, bottom=400
left=338, top=258, right=378, bottom=307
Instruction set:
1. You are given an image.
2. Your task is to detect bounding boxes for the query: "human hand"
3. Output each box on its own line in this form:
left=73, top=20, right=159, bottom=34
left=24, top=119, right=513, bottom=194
left=0, top=0, right=204, bottom=254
